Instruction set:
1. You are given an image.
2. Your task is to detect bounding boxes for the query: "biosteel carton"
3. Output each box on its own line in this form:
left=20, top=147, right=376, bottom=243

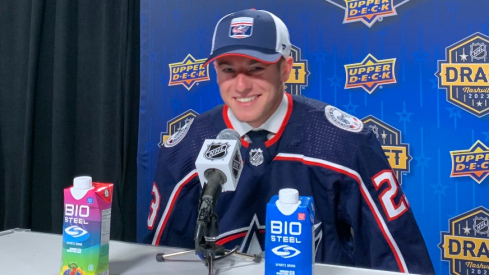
left=60, top=176, right=113, bottom=275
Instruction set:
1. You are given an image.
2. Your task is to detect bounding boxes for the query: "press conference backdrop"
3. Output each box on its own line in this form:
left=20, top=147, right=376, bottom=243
left=138, top=1, right=489, bottom=274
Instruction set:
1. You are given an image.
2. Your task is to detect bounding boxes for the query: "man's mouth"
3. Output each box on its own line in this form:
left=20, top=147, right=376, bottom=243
left=236, top=95, right=258, bottom=103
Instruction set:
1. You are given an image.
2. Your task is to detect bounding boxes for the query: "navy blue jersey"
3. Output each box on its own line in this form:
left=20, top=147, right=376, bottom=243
left=144, top=94, right=434, bottom=274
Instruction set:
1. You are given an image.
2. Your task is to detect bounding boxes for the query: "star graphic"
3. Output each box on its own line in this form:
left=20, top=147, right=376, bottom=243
left=460, top=52, right=468, bottom=62
left=381, top=131, right=388, bottom=142
left=328, top=75, right=343, bottom=88
left=462, top=224, right=471, bottom=235
left=415, top=153, right=432, bottom=168
left=314, top=51, right=328, bottom=63
left=447, top=107, right=462, bottom=119
left=477, top=101, right=483, bottom=107
left=414, top=49, right=428, bottom=64
left=343, top=101, right=359, bottom=114
left=431, top=181, right=448, bottom=196
left=482, top=130, right=489, bottom=142
left=429, top=78, right=438, bottom=90
left=396, top=104, right=414, bottom=123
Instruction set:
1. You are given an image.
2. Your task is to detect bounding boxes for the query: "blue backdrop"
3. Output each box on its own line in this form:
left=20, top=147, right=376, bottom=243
left=139, top=1, right=489, bottom=274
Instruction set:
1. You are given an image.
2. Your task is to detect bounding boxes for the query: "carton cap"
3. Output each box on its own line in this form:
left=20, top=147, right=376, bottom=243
left=73, top=176, right=93, bottom=189
left=278, top=188, right=299, bottom=204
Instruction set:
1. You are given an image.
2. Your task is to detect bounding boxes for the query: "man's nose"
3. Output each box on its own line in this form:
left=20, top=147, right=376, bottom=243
left=235, top=73, right=252, bottom=93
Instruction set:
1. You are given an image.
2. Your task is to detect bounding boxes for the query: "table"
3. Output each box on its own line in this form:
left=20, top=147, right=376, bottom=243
left=0, top=229, right=410, bottom=274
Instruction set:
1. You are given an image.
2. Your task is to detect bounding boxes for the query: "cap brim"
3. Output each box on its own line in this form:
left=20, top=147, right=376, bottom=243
left=203, top=46, right=282, bottom=67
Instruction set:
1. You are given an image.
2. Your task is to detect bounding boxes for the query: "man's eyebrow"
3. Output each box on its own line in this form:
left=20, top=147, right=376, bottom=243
left=216, top=59, right=263, bottom=66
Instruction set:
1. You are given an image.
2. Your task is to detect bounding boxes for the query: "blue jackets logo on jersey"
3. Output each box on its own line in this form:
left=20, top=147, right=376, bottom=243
left=450, top=140, right=489, bottom=184
left=168, top=54, right=210, bottom=90
left=362, top=115, right=411, bottom=185
left=324, top=0, right=405, bottom=28
left=285, top=45, right=310, bottom=95
left=344, top=54, right=396, bottom=94
left=439, top=206, right=489, bottom=275
left=436, top=32, right=489, bottom=118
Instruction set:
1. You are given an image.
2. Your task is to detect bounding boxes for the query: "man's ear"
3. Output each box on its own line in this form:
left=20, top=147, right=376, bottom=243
left=280, top=56, right=294, bottom=83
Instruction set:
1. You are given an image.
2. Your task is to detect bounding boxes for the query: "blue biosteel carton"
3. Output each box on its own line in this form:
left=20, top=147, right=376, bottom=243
left=265, top=188, right=315, bottom=275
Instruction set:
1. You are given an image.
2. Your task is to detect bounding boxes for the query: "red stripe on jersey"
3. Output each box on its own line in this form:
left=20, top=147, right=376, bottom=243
left=216, top=232, right=247, bottom=246
left=274, top=153, right=407, bottom=273
left=152, top=170, right=199, bottom=245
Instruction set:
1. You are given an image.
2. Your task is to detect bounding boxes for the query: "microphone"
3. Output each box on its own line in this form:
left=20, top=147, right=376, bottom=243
left=194, top=129, right=243, bottom=246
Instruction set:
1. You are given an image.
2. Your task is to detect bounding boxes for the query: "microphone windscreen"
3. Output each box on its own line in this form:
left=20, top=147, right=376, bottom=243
left=216, top=129, right=241, bottom=147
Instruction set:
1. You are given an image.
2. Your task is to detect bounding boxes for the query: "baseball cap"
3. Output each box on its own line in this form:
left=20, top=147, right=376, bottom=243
left=203, top=9, right=291, bottom=66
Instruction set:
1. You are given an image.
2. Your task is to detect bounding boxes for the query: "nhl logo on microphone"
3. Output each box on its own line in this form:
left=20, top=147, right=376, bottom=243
left=204, top=142, right=230, bottom=160
left=250, top=148, right=264, bottom=166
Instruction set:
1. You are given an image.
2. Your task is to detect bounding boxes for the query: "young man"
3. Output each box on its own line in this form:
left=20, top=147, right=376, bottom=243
left=145, top=9, right=435, bottom=274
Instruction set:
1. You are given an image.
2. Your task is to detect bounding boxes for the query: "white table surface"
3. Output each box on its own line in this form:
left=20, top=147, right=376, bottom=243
left=0, top=229, right=410, bottom=275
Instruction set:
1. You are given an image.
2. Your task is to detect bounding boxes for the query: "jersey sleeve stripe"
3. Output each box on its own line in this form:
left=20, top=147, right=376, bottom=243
left=152, top=170, right=199, bottom=245
left=274, top=153, right=408, bottom=273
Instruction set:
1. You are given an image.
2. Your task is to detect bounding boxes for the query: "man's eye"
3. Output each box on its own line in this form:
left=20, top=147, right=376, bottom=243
left=222, top=68, right=235, bottom=73
left=250, top=66, right=264, bottom=72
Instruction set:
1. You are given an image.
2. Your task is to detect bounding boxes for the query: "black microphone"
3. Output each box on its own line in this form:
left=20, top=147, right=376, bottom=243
left=194, top=129, right=243, bottom=246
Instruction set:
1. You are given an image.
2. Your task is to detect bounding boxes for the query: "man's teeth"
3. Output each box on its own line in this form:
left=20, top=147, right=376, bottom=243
left=236, top=96, right=257, bottom=103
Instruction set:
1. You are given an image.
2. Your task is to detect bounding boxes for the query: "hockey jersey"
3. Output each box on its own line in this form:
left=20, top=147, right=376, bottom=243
left=144, top=94, right=435, bottom=274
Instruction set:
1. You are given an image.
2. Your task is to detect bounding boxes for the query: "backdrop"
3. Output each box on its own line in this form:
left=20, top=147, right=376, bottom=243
left=139, top=1, right=489, bottom=274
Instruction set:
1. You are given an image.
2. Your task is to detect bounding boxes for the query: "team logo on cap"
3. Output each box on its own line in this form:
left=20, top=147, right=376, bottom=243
left=362, top=115, right=411, bottom=185
left=450, top=140, right=489, bottom=184
left=324, top=0, right=404, bottom=27
left=160, top=110, right=199, bottom=148
left=436, top=32, right=489, bottom=118
left=285, top=45, right=310, bottom=95
left=169, top=54, right=210, bottom=90
left=229, top=17, right=253, bottom=39
left=344, top=54, right=396, bottom=94
left=439, top=206, right=489, bottom=275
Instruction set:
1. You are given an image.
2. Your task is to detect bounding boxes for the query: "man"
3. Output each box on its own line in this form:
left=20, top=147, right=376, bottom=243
left=145, top=9, right=435, bottom=274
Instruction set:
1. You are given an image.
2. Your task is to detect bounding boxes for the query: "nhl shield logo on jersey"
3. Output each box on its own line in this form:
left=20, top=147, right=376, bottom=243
left=325, top=105, right=363, bottom=133
left=205, top=142, right=230, bottom=160
left=160, top=110, right=199, bottom=148
left=285, top=45, right=310, bottom=95
left=362, top=115, right=411, bottom=185
left=450, top=140, right=489, bottom=184
left=324, top=0, right=406, bottom=28
left=250, top=148, right=264, bottom=166
left=344, top=54, right=396, bottom=94
left=436, top=32, right=489, bottom=118
left=439, top=206, right=489, bottom=275
left=229, top=17, right=253, bottom=39
left=168, top=54, right=210, bottom=90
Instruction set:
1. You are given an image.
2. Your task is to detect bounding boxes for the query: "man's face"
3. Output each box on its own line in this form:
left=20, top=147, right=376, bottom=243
left=214, top=55, right=293, bottom=128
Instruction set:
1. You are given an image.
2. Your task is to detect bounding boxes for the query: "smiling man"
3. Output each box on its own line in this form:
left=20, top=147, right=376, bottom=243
left=144, top=9, right=434, bottom=275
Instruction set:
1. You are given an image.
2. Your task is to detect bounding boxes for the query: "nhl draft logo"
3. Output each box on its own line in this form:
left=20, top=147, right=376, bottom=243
left=159, top=110, right=199, bottom=148
left=285, top=45, right=310, bottom=95
left=450, top=140, right=489, bottom=184
left=250, top=148, right=264, bottom=166
left=169, top=54, right=210, bottom=90
left=436, top=32, right=489, bottom=117
left=439, top=206, right=489, bottom=275
left=324, top=0, right=405, bottom=28
left=205, top=142, right=230, bottom=160
left=362, top=115, right=411, bottom=184
left=344, top=54, right=396, bottom=94
left=229, top=17, right=253, bottom=39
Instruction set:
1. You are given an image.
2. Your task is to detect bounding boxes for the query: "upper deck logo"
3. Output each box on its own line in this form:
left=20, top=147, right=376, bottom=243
left=159, top=110, right=199, bottom=148
left=324, top=0, right=404, bottom=28
left=345, top=54, right=396, bottom=94
left=169, top=54, right=210, bottom=90
left=285, top=45, right=310, bottom=95
left=439, top=206, right=489, bottom=275
left=362, top=115, right=411, bottom=184
left=436, top=32, right=489, bottom=117
left=450, top=140, right=489, bottom=184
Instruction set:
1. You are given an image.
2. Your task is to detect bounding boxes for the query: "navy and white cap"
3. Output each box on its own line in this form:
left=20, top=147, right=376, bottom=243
left=204, top=9, right=291, bottom=66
